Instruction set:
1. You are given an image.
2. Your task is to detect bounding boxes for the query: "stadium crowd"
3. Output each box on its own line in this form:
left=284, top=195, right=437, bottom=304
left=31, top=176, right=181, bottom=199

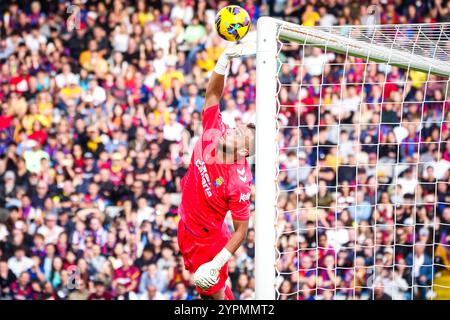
left=0, top=0, right=449, bottom=300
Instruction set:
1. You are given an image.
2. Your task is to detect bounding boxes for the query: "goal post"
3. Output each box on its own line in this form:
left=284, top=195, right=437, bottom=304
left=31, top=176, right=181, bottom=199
left=254, top=17, right=450, bottom=300
left=255, top=17, right=278, bottom=300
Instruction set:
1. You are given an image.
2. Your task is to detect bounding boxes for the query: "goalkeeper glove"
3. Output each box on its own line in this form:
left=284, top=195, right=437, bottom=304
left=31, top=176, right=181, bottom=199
left=193, top=248, right=232, bottom=291
left=214, top=42, right=257, bottom=75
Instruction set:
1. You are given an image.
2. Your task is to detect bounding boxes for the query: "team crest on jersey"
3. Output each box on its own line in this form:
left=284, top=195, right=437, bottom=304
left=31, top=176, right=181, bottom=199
left=214, top=176, right=224, bottom=187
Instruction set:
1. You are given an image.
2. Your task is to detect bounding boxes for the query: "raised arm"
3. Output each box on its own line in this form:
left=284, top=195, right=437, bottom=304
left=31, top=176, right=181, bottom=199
left=204, top=42, right=257, bottom=112
left=204, top=71, right=225, bottom=111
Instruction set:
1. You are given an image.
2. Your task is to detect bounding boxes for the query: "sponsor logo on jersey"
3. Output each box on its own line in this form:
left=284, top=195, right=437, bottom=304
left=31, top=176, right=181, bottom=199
left=195, top=160, right=212, bottom=197
left=239, top=192, right=251, bottom=203
left=214, top=176, right=224, bottom=187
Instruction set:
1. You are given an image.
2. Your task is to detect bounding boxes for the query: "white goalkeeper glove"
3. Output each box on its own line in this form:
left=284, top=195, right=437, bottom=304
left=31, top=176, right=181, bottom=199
left=214, top=42, right=257, bottom=75
left=193, top=248, right=232, bottom=291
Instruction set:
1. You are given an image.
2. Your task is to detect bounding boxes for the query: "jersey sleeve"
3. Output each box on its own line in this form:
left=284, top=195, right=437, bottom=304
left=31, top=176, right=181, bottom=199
left=202, top=104, right=223, bottom=131
left=227, top=181, right=252, bottom=221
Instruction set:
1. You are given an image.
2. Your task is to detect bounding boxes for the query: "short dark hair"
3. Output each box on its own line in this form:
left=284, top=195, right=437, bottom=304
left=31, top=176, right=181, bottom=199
left=246, top=123, right=256, bottom=157
left=14, top=246, right=26, bottom=253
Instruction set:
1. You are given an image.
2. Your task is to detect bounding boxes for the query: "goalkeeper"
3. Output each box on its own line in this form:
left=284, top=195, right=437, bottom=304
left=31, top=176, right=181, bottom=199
left=177, top=43, right=256, bottom=300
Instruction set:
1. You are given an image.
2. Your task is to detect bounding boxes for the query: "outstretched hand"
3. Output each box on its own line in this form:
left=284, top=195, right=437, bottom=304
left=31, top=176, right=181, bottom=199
left=223, top=41, right=257, bottom=59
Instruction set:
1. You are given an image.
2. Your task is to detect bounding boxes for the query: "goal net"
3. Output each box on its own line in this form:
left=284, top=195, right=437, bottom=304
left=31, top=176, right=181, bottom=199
left=254, top=18, right=450, bottom=300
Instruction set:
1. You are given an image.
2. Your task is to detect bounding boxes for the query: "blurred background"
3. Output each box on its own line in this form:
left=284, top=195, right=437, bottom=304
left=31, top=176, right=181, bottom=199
left=0, top=0, right=449, bottom=300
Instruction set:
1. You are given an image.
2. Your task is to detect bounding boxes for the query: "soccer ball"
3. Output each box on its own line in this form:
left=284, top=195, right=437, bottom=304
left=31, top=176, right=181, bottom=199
left=215, top=5, right=251, bottom=42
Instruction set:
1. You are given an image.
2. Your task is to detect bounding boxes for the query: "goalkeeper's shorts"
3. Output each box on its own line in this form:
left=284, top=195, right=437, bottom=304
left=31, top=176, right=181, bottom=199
left=177, top=219, right=231, bottom=296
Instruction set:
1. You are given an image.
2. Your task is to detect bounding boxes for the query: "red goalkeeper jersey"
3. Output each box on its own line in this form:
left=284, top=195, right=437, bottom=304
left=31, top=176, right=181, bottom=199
left=178, top=104, right=252, bottom=237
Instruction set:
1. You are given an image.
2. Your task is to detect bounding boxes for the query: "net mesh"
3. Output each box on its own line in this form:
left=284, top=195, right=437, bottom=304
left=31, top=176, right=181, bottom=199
left=273, top=23, right=450, bottom=300
left=287, top=23, right=450, bottom=62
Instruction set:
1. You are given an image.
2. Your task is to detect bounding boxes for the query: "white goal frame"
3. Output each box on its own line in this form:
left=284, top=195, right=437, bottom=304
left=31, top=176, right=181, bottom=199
left=254, top=17, right=450, bottom=300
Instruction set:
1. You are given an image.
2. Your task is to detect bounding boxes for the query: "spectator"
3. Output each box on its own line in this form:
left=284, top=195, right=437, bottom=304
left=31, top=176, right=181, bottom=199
left=163, top=112, right=184, bottom=142
left=406, top=242, right=433, bottom=300
left=170, top=282, right=192, bottom=300
left=9, top=271, right=32, bottom=300
left=139, top=263, right=168, bottom=294
left=87, top=244, right=107, bottom=274
left=88, top=280, right=113, bottom=300
left=36, top=211, right=63, bottom=245
left=139, top=284, right=167, bottom=300
left=114, top=283, right=139, bottom=300
left=370, top=278, right=393, bottom=300
left=0, top=260, right=16, bottom=299
left=67, top=279, right=90, bottom=300
left=380, top=268, right=409, bottom=300
left=177, top=83, right=204, bottom=112
left=348, top=192, right=372, bottom=222
left=112, top=252, right=140, bottom=293
left=7, top=247, right=33, bottom=278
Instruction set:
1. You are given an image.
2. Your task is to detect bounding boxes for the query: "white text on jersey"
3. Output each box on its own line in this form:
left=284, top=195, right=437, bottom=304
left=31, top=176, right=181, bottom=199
left=195, top=160, right=212, bottom=197
left=239, top=192, right=251, bottom=203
